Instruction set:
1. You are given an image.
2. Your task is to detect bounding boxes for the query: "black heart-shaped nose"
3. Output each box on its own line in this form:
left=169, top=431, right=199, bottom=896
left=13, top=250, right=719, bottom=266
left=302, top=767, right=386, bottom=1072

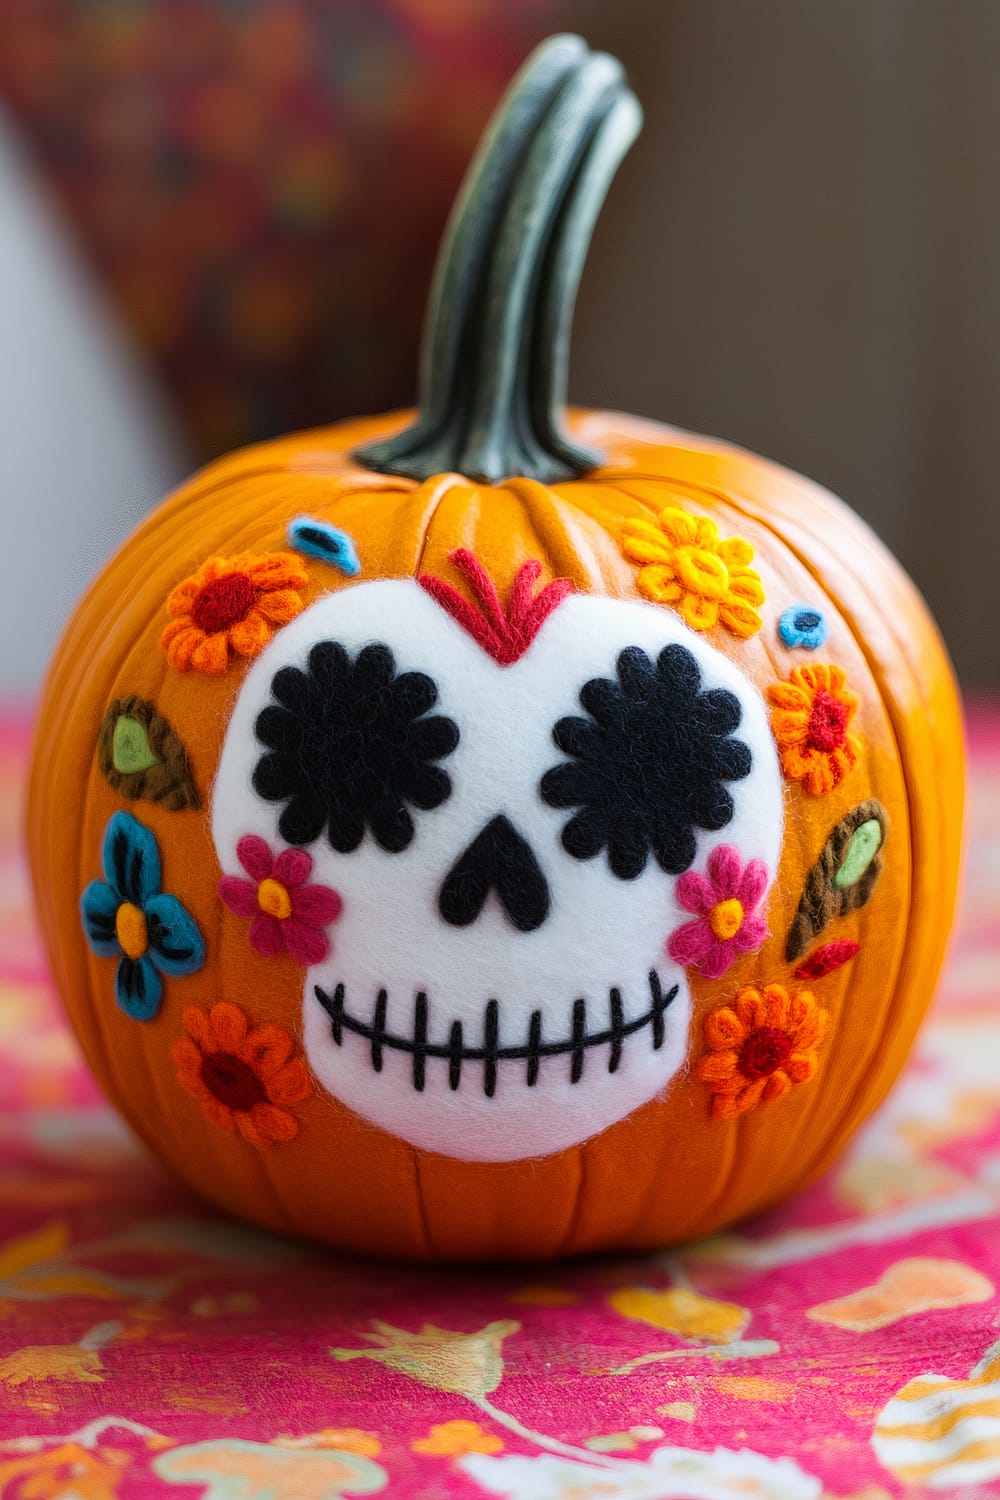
left=439, top=815, right=550, bottom=932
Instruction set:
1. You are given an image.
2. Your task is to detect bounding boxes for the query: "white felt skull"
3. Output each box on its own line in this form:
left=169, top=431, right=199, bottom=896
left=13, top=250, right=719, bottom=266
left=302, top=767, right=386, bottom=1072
left=212, top=560, right=782, bottom=1161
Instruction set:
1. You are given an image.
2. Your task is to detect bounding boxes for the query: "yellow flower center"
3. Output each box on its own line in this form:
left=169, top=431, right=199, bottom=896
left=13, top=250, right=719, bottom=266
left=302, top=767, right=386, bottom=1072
left=708, top=898, right=744, bottom=942
left=115, top=902, right=148, bottom=959
left=258, top=877, right=292, bottom=920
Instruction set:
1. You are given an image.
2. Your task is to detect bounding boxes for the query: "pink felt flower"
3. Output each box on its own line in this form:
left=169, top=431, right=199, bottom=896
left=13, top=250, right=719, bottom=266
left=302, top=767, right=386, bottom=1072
left=218, top=835, right=342, bottom=965
left=667, top=844, right=769, bottom=979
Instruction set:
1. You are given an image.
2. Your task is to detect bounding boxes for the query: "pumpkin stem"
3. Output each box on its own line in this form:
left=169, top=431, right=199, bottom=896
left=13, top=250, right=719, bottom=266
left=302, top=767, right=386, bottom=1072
left=354, top=35, right=642, bottom=486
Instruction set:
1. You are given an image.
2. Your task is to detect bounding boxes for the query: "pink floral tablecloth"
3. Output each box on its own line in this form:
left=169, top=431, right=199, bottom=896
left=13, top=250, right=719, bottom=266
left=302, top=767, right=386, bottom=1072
left=1, top=706, right=999, bottom=1499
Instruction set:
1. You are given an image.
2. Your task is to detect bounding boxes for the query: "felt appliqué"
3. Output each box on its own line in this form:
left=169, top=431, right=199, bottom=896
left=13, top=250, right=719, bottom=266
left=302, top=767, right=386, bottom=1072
left=778, top=604, right=828, bottom=651
left=699, top=984, right=828, bottom=1118
left=98, top=696, right=200, bottom=811
left=314, top=971, right=678, bottom=1096
left=621, top=506, right=765, bottom=638
left=438, top=814, right=550, bottom=932
left=171, top=1002, right=311, bottom=1147
left=252, top=641, right=460, bottom=853
left=162, top=552, right=309, bottom=676
left=767, top=663, right=862, bottom=797
left=218, top=835, right=342, bottom=964
left=418, top=549, right=573, bottom=665
left=540, top=643, right=752, bottom=879
left=666, top=844, right=769, bottom=978
left=287, top=516, right=361, bottom=576
left=80, top=811, right=206, bottom=1020
left=793, top=940, right=861, bottom=981
left=786, top=800, right=888, bottom=962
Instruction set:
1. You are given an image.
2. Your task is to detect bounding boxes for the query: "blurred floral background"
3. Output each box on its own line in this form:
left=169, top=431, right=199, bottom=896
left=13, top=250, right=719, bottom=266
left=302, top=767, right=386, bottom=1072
left=1, top=0, right=997, bottom=690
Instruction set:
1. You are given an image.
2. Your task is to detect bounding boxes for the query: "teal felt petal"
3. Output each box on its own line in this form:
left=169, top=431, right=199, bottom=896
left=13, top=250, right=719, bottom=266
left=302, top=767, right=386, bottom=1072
left=145, top=893, right=206, bottom=976
left=102, top=811, right=161, bottom=905
left=114, top=955, right=163, bottom=1020
left=80, top=880, right=122, bottom=957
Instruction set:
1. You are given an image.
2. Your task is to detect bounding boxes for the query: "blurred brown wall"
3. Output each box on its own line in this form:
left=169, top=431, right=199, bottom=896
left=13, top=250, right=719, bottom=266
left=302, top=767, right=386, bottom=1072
left=560, top=0, right=1000, bottom=686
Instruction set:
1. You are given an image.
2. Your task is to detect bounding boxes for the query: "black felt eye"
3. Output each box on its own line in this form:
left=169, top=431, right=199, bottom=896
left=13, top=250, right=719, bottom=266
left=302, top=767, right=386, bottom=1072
left=540, top=643, right=752, bottom=880
left=253, top=642, right=459, bottom=854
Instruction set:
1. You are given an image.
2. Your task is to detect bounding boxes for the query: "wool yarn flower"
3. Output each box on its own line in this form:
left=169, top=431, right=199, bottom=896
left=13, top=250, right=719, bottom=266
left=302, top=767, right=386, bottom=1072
left=253, top=641, right=460, bottom=853
left=80, top=811, right=205, bottom=1020
left=778, top=603, right=828, bottom=651
left=767, top=662, right=861, bottom=796
left=162, top=551, right=309, bottom=676
left=621, top=505, right=765, bottom=638
left=667, top=844, right=769, bottom=978
left=171, top=1002, right=311, bottom=1147
left=218, top=835, right=342, bottom=964
left=541, top=642, right=751, bottom=879
left=698, top=984, right=828, bottom=1119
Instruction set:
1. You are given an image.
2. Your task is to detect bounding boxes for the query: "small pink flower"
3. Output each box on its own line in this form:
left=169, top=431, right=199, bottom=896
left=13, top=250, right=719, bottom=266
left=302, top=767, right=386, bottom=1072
left=219, top=835, right=342, bottom=965
left=667, top=844, right=769, bottom=979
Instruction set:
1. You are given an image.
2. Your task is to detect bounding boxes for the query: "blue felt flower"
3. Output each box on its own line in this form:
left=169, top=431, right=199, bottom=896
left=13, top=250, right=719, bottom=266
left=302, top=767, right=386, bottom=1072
left=80, top=811, right=205, bottom=1020
left=778, top=604, right=828, bottom=651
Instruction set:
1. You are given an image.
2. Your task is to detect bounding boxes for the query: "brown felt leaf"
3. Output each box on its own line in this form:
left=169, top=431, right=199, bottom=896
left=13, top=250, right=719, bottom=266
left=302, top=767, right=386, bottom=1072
left=785, top=799, right=887, bottom=961
left=97, top=696, right=200, bottom=811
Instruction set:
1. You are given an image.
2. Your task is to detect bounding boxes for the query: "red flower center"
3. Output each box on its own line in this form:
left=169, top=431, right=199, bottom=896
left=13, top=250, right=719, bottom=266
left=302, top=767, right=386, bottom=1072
left=200, top=1052, right=266, bottom=1111
left=806, top=688, right=849, bottom=752
left=191, top=573, right=256, bottom=633
left=739, top=1026, right=793, bottom=1081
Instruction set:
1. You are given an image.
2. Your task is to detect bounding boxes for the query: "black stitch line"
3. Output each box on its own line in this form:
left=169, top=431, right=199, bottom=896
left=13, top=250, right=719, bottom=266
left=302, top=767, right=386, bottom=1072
left=650, top=970, right=669, bottom=1051
left=328, top=983, right=344, bottom=1046
left=608, top=988, right=624, bottom=1073
left=483, top=999, right=500, bottom=1098
left=570, top=998, right=587, bottom=1083
left=371, top=990, right=388, bottom=1073
left=314, top=971, right=679, bottom=1092
left=412, top=991, right=429, bottom=1092
left=526, top=1011, right=542, bottom=1087
left=448, top=1020, right=464, bottom=1092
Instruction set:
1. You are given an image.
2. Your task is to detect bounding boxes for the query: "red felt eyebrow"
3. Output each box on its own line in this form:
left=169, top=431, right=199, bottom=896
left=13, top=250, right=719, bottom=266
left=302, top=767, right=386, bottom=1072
left=417, top=549, right=574, bottom=665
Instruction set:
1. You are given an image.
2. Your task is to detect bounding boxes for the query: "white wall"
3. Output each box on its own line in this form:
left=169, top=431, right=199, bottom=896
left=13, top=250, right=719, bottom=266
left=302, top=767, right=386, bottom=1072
left=0, top=112, right=189, bottom=699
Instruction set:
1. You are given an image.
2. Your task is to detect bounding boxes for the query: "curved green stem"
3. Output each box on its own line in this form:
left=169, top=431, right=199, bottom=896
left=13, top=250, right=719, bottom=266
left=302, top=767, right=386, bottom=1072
left=355, top=34, right=641, bottom=485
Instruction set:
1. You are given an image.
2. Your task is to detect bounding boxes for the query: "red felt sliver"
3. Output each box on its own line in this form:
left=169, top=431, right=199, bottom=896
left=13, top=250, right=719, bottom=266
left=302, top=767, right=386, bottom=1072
left=418, top=548, right=573, bottom=665
left=793, top=939, right=861, bottom=980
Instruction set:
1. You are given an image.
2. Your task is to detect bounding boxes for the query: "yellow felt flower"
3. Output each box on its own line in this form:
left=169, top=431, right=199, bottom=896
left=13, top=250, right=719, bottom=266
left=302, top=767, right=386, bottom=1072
left=622, top=506, right=764, bottom=637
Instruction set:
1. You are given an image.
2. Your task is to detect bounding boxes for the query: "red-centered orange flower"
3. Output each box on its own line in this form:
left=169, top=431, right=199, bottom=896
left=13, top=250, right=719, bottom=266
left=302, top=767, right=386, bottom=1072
left=767, top=662, right=861, bottom=796
left=698, top=984, right=828, bottom=1119
left=171, top=1002, right=311, bottom=1147
left=161, top=551, right=308, bottom=675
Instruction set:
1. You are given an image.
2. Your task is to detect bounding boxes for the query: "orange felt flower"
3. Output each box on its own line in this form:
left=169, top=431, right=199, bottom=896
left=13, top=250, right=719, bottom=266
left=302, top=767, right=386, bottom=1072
left=767, top=662, right=861, bottom=795
left=171, top=1002, right=311, bottom=1147
left=161, top=551, right=308, bottom=675
left=698, top=984, right=828, bottom=1119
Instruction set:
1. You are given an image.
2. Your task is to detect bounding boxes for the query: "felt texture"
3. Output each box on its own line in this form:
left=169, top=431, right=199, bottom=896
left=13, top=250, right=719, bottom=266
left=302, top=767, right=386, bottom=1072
left=25, top=404, right=965, bottom=1259
left=97, top=695, right=200, bottom=810
left=418, top=549, right=573, bottom=665
left=786, top=801, right=888, bottom=962
left=253, top=641, right=459, bottom=854
left=213, top=578, right=783, bottom=1162
left=540, top=643, right=751, bottom=879
left=288, top=514, right=361, bottom=576
left=80, top=811, right=205, bottom=1021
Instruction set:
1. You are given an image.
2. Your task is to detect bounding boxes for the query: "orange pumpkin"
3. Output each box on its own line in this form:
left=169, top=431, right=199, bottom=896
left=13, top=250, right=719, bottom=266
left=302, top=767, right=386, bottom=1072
left=26, top=35, right=963, bottom=1261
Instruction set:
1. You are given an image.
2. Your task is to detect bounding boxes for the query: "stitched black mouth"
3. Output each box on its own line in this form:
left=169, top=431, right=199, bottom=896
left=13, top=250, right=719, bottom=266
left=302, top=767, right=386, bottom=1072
left=313, top=970, right=678, bottom=1098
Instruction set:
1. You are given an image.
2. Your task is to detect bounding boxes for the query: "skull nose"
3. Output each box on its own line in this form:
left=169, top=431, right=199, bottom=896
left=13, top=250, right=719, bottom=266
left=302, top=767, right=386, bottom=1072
left=439, top=815, right=550, bottom=932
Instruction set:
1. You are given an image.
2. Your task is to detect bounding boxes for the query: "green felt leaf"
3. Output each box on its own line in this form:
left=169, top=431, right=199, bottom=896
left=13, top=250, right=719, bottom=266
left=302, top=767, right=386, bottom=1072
left=112, top=715, right=161, bottom=775
left=833, top=818, right=883, bottom=889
